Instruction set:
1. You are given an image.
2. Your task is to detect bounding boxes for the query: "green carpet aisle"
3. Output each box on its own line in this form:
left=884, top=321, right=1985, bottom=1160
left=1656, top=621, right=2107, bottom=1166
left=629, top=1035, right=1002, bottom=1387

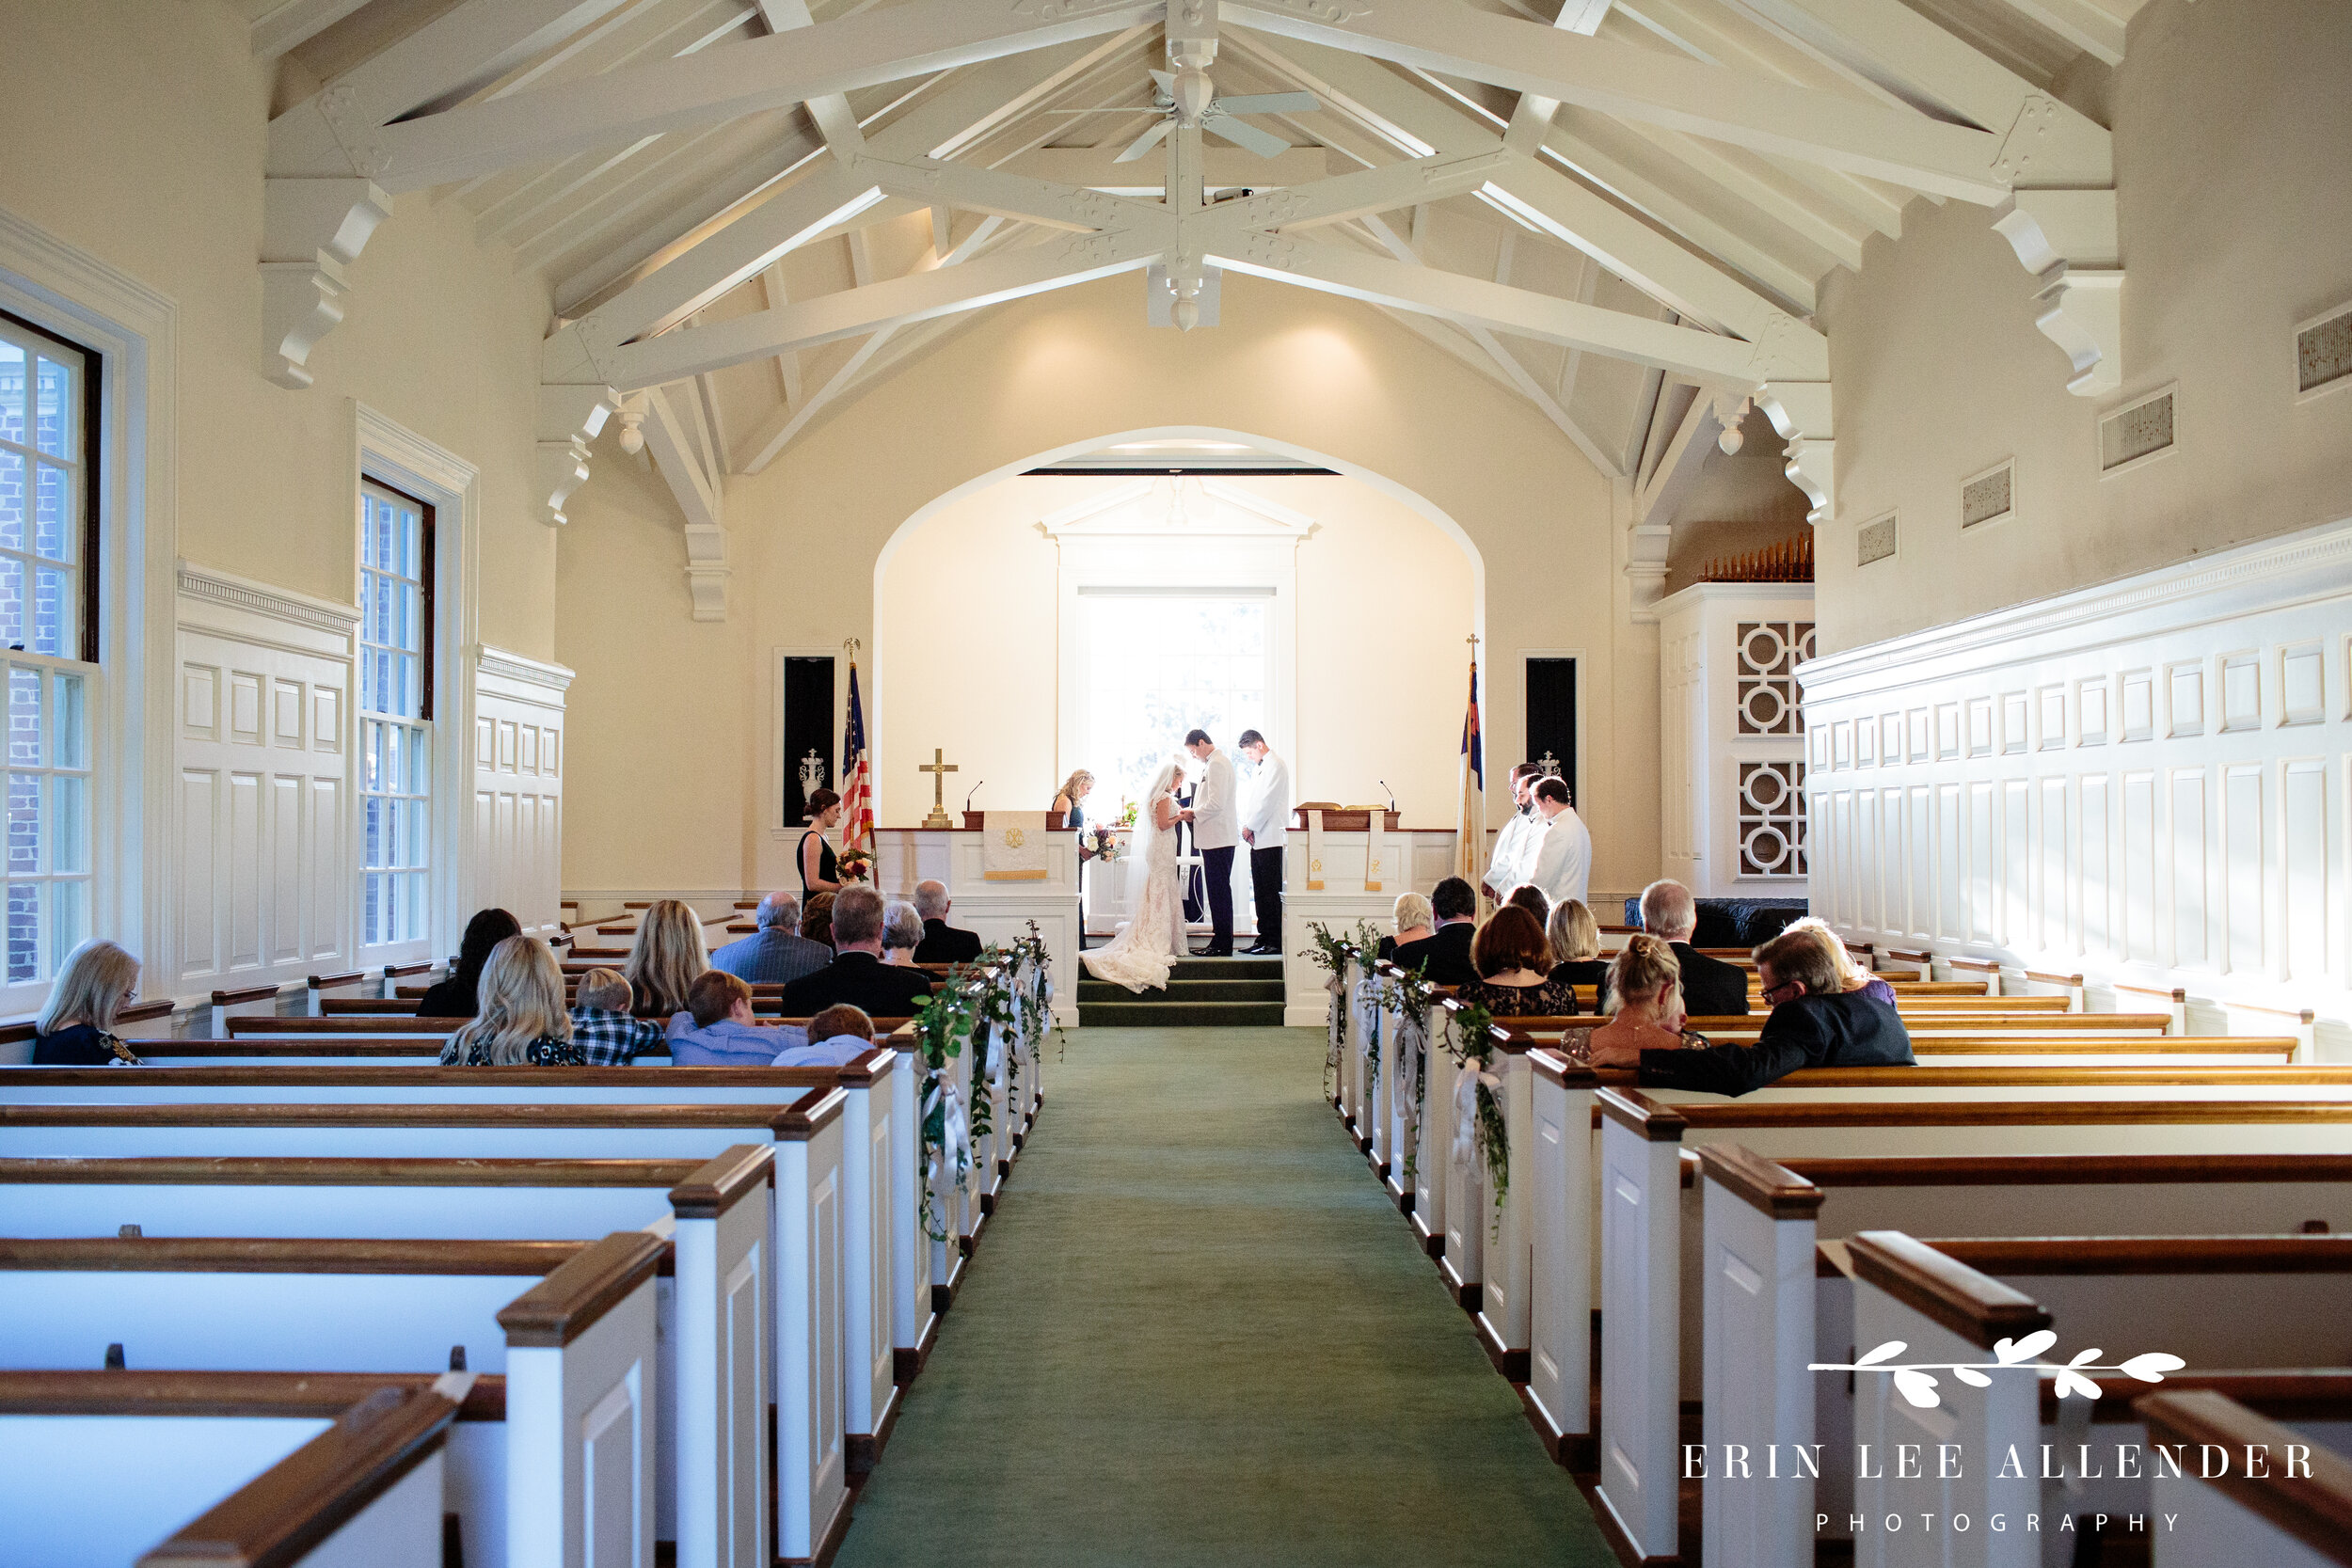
left=834, top=1024, right=1616, bottom=1568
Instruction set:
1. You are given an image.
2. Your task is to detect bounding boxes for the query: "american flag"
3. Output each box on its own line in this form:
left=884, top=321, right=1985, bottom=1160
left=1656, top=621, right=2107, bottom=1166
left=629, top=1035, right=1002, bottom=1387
left=840, top=660, right=874, bottom=854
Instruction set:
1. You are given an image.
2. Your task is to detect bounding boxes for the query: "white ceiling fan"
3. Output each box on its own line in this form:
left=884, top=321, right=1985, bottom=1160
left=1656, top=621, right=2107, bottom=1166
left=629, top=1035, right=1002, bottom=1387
left=1111, top=71, right=1320, bottom=164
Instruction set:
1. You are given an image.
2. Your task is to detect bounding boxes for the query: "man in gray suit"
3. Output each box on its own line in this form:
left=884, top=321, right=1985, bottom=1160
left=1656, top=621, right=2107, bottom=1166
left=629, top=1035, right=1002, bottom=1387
left=1181, top=728, right=1239, bottom=957
left=709, top=891, right=833, bottom=985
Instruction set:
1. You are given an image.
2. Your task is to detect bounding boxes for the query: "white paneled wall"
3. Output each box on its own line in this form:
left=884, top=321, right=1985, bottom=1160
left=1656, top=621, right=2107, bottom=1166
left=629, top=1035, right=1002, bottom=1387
left=472, top=649, right=570, bottom=941
left=172, top=564, right=357, bottom=992
left=1654, top=583, right=1816, bottom=899
left=1799, top=517, right=2352, bottom=1048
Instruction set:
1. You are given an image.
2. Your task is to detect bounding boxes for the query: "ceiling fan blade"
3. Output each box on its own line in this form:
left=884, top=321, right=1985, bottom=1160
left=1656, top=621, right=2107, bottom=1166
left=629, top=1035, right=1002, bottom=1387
left=1209, top=91, right=1320, bottom=116
left=1112, top=117, right=1174, bottom=164
left=1203, top=114, right=1293, bottom=158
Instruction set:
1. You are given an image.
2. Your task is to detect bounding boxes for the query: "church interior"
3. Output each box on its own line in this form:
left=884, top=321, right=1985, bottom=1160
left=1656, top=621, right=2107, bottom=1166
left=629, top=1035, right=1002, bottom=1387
left=3, top=0, right=2351, bottom=1562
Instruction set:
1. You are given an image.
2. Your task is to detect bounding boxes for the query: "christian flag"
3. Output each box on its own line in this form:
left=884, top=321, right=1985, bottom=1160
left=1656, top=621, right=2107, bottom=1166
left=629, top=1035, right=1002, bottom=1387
left=1455, top=653, right=1485, bottom=887
left=840, top=661, right=874, bottom=854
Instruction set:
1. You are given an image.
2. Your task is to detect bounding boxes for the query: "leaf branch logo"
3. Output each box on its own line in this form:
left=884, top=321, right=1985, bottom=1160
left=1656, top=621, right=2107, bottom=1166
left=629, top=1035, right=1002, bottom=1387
left=1810, top=1331, right=2185, bottom=1409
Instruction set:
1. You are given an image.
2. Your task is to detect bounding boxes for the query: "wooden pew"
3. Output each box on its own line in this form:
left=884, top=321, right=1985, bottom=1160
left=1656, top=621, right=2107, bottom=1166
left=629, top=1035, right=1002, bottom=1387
left=1694, top=1149, right=2352, bottom=1567
left=2139, top=1387, right=2352, bottom=1568
left=1515, top=1076, right=2352, bottom=1563
left=0, top=1063, right=909, bottom=1528
left=0, top=1231, right=664, bottom=1568
left=1838, top=1231, right=2352, bottom=1568
left=0, top=1370, right=483, bottom=1568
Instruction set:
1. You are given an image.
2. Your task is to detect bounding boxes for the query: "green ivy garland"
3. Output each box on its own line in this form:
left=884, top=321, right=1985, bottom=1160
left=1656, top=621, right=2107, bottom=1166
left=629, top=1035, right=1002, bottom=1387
left=912, top=975, right=979, bottom=1243
left=1446, top=1000, right=1510, bottom=1231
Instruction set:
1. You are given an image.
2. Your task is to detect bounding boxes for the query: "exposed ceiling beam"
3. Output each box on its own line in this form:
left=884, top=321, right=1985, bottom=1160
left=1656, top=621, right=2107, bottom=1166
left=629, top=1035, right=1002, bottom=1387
left=1211, top=233, right=1772, bottom=384
left=322, top=0, right=1161, bottom=193
left=757, top=0, right=866, bottom=154
left=1633, top=382, right=1724, bottom=525
left=248, top=0, right=374, bottom=61
left=1221, top=0, right=2010, bottom=201
left=267, top=0, right=635, bottom=179
left=595, top=227, right=1168, bottom=389
left=1356, top=214, right=1623, bottom=476
left=1004, top=146, right=1333, bottom=191
left=1502, top=0, right=1613, bottom=154
left=639, top=386, right=731, bottom=621
left=1983, top=0, right=2130, bottom=67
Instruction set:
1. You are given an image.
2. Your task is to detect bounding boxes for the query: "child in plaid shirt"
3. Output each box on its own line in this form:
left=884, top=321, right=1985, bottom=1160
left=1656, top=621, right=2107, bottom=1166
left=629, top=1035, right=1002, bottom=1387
left=568, top=968, right=666, bottom=1067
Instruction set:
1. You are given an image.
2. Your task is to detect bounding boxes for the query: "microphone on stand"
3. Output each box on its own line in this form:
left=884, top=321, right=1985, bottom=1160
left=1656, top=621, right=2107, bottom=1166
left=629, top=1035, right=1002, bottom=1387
left=1378, top=780, right=1398, bottom=815
left=964, top=781, right=984, bottom=813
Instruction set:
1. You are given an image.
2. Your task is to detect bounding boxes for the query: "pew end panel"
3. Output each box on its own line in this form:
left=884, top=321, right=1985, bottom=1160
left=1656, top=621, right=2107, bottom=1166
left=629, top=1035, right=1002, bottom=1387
left=1595, top=1089, right=1689, bottom=1564
left=772, top=1089, right=850, bottom=1567
left=2140, top=1390, right=2352, bottom=1568
left=1526, top=1051, right=1597, bottom=1467
left=668, top=1148, right=775, bottom=1568
left=500, top=1230, right=668, bottom=1568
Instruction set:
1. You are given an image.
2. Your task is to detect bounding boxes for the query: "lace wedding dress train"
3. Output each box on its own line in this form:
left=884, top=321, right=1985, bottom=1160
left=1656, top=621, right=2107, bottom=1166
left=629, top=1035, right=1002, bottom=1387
left=1081, top=782, right=1185, bottom=993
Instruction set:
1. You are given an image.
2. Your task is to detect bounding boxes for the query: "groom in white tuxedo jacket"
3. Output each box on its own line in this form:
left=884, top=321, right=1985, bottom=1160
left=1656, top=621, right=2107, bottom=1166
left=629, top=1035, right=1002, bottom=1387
left=1237, top=730, right=1290, bottom=956
left=1183, top=729, right=1239, bottom=957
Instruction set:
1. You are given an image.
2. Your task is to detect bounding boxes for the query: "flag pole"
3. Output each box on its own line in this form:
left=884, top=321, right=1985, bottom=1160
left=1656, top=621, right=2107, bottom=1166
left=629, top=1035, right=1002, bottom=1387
left=1455, top=634, right=1485, bottom=897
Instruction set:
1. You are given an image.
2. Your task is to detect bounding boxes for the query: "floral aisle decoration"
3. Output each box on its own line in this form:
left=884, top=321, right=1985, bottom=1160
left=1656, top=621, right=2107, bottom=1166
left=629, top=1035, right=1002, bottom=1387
left=1301, top=921, right=1358, bottom=1099
left=912, top=975, right=979, bottom=1242
left=1345, top=921, right=1384, bottom=1087
left=1441, top=1000, right=1509, bottom=1234
left=1382, top=962, right=1433, bottom=1184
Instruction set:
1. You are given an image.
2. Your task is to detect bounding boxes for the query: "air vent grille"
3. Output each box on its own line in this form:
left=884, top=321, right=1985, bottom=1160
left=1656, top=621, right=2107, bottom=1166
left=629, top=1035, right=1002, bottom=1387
left=1856, top=513, right=1897, bottom=567
left=2100, top=389, right=2173, bottom=472
left=1961, top=463, right=2012, bottom=529
left=2298, top=306, right=2352, bottom=395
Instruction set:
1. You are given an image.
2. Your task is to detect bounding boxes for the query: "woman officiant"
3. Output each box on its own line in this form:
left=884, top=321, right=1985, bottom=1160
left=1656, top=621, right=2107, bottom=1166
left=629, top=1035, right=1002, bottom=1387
left=1056, top=769, right=1095, bottom=948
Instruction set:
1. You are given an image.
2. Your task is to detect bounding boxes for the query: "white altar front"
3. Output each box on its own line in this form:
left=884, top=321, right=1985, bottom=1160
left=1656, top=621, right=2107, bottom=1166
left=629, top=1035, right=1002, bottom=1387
left=866, top=828, right=1083, bottom=1024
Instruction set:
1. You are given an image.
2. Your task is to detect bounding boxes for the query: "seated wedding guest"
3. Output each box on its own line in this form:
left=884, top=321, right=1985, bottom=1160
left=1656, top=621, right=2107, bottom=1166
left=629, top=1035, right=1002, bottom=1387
left=778, top=886, right=935, bottom=1017
left=1546, top=899, right=1611, bottom=990
left=1589, top=927, right=1914, bottom=1095
left=416, top=907, right=520, bottom=1018
left=911, top=879, right=983, bottom=964
left=1504, top=883, right=1550, bottom=923
left=1376, top=892, right=1434, bottom=960
left=882, top=900, right=925, bottom=965
left=566, top=966, right=665, bottom=1067
left=774, top=1004, right=878, bottom=1068
left=1455, top=906, right=1580, bottom=1016
left=1781, top=916, right=1898, bottom=1004
left=669, top=971, right=787, bottom=1067
left=1391, top=877, right=1479, bottom=985
left=711, top=891, right=831, bottom=985
left=31, top=938, right=145, bottom=1066
left=440, top=937, right=579, bottom=1065
left=624, top=898, right=708, bottom=1020
left=1577, top=934, right=1687, bottom=1063
left=802, top=892, right=837, bottom=948
left=1601, top=879, right=1749, bottom=1017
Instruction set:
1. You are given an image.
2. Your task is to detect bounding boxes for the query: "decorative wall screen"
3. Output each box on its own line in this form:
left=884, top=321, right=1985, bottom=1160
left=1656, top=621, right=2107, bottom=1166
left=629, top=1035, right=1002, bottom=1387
left=1736, top=622, right=1815, bottom=736
left=1738, top=760, right=1806, bottom=877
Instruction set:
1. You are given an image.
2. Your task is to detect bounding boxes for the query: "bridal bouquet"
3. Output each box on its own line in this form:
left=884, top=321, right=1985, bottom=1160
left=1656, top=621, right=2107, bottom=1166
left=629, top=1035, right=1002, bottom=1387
left=1085, top=823, right=1120, bottom=864
left=835, top=847, right=873, bottom=884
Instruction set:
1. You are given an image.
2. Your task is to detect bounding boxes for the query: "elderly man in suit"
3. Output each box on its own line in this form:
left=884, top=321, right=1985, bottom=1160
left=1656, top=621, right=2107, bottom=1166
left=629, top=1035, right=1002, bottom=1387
left=1236, top=729, right=1290, bottom=956
left=778, top=886, right=934, bottom=1017
left=1180, top=728, right=1240, bottom=957
left=1600, top=879, right=1751, bottom=1018
left=911, top=879, right=982, bottom=964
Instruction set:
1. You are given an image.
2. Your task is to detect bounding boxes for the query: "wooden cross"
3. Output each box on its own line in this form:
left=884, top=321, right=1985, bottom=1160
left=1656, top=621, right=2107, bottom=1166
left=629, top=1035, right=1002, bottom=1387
left=919, top=748, right=959, bottom=828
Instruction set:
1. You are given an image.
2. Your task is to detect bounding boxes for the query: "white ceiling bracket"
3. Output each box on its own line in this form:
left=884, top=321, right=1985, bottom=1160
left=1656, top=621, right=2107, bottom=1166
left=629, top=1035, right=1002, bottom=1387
left=1992, top=182, right=2122, bottom=397
left=1754, top=378, right=1835, bottom=526
left=259, top=178, right=391, bottom=389
left=537, top=381, right=620, bottom=527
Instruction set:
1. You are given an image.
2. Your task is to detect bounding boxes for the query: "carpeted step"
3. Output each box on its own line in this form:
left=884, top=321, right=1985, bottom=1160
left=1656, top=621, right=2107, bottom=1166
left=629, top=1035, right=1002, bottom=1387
left=1168, top=957, right=1283, bottom=982
left=1075, top=1000, right=1290, bottom=1028
left=1076, top=977, right=1286, bottom=1005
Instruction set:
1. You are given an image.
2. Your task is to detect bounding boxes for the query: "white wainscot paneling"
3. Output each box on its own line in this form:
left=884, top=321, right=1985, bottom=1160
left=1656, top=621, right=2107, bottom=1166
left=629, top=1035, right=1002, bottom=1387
left=474, top=648, right=573, bottom=941
left=174, top=566, right=358, bottom=996
left=1796, top=517, right=2352, bottom=1051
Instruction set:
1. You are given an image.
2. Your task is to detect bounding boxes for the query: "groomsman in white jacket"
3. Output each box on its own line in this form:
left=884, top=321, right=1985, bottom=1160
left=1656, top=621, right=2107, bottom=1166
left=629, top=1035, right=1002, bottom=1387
left=1237, top=730, right=1291, bottom=956
left=1182, top=729, right=1240, bottom=957
left=1522, top=775, right=1593, bottom=909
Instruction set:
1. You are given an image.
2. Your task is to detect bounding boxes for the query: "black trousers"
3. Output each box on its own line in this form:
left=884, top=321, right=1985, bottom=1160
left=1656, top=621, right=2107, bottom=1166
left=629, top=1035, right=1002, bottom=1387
left=1250, top=846, right=1284, bottom=949
left=1200, top=845, right=1235, bottom=953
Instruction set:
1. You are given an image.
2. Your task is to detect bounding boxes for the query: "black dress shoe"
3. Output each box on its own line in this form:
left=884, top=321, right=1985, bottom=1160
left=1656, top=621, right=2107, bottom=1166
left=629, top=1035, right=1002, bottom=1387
left=1243, top=943, right=1281, bottom=956
left=1200, top=944, right=1234, bottom=958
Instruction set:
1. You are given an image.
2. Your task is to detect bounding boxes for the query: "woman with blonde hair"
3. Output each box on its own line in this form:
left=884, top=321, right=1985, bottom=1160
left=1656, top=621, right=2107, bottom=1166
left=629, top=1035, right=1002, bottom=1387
left=1053, top=768, right=1095, bottom=825
left=1581, top=933, right=1687, bottom=1063
left=1546, top=899, right=1609, bottom=990
left=441, top=937, right=578, bottom=1066
left=623, top=898, right=708, bottom=1020
left=1376, top=892, right=1434, bottom=960
left=1780, top=916, right=1896, bottom=1004
left=33, top=938, right=144, bottom=1066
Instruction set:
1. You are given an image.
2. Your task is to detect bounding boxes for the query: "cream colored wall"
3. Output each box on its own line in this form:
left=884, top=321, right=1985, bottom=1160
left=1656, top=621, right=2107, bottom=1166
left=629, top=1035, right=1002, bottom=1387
left=0, top=0, right=560, bottom=657
left=872, top=472, right=1474, bottom=825
left=558, top=269, right=1661, bottom=901
left=1816, top=0, right=2352, bottom=656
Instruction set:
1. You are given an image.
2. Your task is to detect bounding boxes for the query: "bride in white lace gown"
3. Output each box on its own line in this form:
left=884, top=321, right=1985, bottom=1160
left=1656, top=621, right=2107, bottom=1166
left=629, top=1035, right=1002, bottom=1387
left=1081, top=758, right=1186, bottom=992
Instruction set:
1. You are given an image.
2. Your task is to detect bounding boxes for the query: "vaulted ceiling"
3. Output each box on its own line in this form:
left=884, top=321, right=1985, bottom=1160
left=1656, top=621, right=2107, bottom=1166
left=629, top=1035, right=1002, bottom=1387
left=248, top=0, right=2142, bottom=616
